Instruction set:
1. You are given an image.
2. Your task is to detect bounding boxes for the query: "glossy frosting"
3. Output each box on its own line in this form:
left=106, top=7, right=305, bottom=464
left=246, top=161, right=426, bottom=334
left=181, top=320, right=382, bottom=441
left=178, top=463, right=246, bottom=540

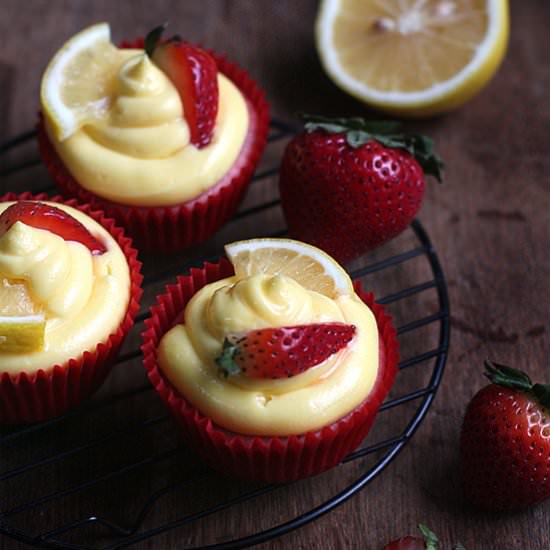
left=158, top=273, right=379, bottom=436
left=44, top=49, right=249, bottom=206
left=0, top=202, right=130, bottom=374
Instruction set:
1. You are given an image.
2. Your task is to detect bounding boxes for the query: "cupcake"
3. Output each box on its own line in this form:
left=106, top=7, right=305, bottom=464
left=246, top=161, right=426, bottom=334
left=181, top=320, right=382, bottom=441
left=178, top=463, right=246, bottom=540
left=37, top=23, right=269, bottom=253
left=0, top=193, right=142, bottom=424
left=142, top=238, right=398, bottom=482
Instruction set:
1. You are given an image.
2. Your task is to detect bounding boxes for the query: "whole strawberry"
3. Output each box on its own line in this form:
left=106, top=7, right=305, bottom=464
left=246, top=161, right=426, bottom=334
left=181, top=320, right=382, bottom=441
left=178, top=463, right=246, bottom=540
left=460, top=360, right=550, bottom=511
left=215, top=322, right=355, bottom=379
left=279, top=115, right=443, bottom=264
left=381, top=524, right=464, bottom=550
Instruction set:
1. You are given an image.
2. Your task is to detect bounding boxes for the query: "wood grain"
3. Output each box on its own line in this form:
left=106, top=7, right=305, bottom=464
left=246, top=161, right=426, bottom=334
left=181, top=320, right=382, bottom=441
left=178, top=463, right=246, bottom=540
left=1, top=1, right=549, bottom=549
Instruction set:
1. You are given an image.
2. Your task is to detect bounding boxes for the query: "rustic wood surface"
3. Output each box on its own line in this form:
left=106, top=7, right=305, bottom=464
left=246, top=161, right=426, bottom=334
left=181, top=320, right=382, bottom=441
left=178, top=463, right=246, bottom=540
left=0, top=1, right=548, bottom=549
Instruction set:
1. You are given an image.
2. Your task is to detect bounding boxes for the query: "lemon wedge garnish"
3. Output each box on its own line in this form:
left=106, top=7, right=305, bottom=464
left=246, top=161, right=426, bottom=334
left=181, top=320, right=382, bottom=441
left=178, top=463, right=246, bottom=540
left=315, top=0, right=509, bottom=116
left=0, top=279, right=45, bottom=353
left=40, top=22, right=120, bottom=141
left=225, top=238, right=353, bottom=298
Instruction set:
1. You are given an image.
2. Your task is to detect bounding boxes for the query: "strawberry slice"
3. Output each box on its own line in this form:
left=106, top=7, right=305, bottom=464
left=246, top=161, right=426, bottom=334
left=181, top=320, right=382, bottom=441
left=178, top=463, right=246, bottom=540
left=145, top=25, right=219, bottom=148
left=215, top=322, right=356, bottom=379
left=0, top=201, right=106, bottom=255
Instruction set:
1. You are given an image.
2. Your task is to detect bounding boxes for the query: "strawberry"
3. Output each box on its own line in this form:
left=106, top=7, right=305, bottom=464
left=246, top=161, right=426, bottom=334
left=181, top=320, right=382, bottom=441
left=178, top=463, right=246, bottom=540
left=0, top=201, right=106, bottom=255
left=460, top=360, right=550, bottom=511
left=381, top=524, right=439, bottom=550
left=381, top=524, right=464, bottom=550
left=279, top=115, right=443, bottom=264
left=144, top=24, right=219, bottom=148
left=215, top=322, right=355, bottom=379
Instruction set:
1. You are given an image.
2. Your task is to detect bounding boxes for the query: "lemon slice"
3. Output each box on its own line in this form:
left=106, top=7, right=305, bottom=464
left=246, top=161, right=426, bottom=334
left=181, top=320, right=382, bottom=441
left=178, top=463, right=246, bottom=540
left=315, top=0, right=509, bottom=116
left=225, top=238, right=353, bottom=298
left=0, top=279, right=45, bottom=353
left=40, top=22, right=120, bottom=140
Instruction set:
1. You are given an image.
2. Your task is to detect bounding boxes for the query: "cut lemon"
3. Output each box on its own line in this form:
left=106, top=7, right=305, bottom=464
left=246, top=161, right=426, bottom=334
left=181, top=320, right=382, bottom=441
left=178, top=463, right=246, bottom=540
left=40, top=22, right=121, bottom=141
left=0, top=278, right=45, bottom=353
left=225, top=238, right=353, bottom=298
left=315, top=0, right=509, bottom=116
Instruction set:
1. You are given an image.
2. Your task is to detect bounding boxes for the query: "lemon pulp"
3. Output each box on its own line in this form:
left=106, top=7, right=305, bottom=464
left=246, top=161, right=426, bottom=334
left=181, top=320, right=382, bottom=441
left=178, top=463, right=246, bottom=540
left=0, top=278, right=45, bottom=353
left=41, top=22, right=119, bottom=140
left=316, top=0, right=509, bottom=116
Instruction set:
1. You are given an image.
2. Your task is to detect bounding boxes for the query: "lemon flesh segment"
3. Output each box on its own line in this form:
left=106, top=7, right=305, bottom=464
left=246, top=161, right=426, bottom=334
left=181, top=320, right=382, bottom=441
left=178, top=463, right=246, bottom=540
left=0, top=316, right=45, bottom=353
left=0, top=279, right=45, bottom=353
left=316, top=0, right=509, bottom=116
left=40, top=22, right=119, bottom=141
left=224, top=238, right=353, bottom=298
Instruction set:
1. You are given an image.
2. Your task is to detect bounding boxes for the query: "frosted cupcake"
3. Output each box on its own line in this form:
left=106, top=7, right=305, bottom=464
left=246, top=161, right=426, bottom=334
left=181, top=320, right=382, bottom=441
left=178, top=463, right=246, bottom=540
left=142, top=238, right=398, bottom=482
left=0, top=193, right=142, bottom=423
left=37, top=23, right=269, bottom=252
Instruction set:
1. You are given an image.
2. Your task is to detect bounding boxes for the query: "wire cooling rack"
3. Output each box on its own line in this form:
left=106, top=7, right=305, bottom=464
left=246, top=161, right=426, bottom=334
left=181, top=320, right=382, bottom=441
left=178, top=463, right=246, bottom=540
left=0, top=119, right=450, bottom=549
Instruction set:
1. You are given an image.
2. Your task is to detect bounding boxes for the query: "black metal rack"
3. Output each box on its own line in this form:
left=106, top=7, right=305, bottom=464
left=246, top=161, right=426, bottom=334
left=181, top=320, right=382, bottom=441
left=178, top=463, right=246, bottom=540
left=0, top=120, right=450, bottom=549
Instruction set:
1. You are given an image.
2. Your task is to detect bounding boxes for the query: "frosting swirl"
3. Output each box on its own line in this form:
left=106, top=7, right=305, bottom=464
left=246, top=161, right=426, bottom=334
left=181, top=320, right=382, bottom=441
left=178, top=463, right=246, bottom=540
left=158, top=274, right=379, bottom=436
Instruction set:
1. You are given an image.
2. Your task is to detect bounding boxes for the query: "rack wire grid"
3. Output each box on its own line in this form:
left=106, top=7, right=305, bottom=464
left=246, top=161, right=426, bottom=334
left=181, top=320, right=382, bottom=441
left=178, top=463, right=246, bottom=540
left=0, top=119, right=450, bottom=549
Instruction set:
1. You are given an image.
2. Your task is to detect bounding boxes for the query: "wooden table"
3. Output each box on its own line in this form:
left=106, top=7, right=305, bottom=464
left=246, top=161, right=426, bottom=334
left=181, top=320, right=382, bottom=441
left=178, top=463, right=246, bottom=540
left=0, top=1, right=548, bottom=548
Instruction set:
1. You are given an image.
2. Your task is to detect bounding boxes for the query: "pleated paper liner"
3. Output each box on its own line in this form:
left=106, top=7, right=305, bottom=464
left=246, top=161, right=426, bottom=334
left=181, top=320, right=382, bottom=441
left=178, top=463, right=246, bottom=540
left=0, top=192, right=143, bottom=424
left=37, top=40, right=270, bottom=254
left=141, top=259, right=399, bottom=483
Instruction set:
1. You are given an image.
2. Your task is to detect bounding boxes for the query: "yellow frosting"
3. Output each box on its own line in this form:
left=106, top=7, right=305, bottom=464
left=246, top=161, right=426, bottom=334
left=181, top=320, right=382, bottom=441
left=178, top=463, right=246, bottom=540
left=158, top=274, right=379, bottom=436
left=0, top=202, right=130, bottom=374
left=44, top=49, right=249, bottom=207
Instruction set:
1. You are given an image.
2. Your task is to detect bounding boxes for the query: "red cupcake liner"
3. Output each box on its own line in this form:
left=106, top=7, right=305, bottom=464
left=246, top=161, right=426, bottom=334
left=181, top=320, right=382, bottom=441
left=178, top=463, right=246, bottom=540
left=0, top=192, right=143, bottom=424
left=141, top=260, right=399, bottom=483
left=37, top=42, right=270, bottom=254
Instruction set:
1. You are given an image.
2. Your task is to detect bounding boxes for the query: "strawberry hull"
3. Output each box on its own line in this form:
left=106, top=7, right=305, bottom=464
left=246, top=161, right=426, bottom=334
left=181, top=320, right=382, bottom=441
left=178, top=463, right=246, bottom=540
left=141, top=259, right=399, bottom=483
left=37, top=43, right=270, bottom=254
left=0, top=192, right=143, bottom=424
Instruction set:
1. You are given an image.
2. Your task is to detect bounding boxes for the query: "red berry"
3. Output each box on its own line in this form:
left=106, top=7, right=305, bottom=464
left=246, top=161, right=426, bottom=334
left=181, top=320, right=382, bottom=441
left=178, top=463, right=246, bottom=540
left=279, top=116, right=443, bottom=264
left=148, top=29, right=218, bottom=148
left=460, top=360, right=550, bottom=511
left=381, top=524, right=441, bottom=550
left=216, top=322, right=356, bottom=380
left=0, top=201, right=106, bottom=255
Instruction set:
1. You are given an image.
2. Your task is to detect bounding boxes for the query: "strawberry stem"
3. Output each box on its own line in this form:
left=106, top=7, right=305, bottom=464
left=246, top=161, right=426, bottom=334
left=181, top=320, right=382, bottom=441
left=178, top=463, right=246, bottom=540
left=484, top=359, right=550, bottom=408
left=299, top=113, right=444, bottom=183
left=418, top=524, right=438, bottom=550
left=144, top=24, right=167, bottom=58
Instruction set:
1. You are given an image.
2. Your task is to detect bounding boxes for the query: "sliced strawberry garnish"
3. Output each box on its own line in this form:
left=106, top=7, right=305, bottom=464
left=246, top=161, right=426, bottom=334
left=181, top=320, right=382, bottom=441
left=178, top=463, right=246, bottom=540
left=145, top=25, right=219, bottom=148
left=0, top=201, right=107, bottom=255
left=215, top=322, right=356, bottom=380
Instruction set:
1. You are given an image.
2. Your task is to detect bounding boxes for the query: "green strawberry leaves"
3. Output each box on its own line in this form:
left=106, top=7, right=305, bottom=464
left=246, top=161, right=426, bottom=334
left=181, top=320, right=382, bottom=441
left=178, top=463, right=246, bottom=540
left=215, top=338, right=241, bottom=377
left=484, top=359, right=550, bottom=408
left=301, top=113, right=444, bottom=182
left=418, top=523, right=439, bottom=550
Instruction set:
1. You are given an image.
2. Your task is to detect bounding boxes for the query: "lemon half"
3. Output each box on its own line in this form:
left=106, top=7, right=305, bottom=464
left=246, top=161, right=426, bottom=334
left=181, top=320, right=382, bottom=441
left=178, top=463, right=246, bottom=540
left=225, top=238, right=354, bottom=298
left=316, top=0, right=509, bottom=116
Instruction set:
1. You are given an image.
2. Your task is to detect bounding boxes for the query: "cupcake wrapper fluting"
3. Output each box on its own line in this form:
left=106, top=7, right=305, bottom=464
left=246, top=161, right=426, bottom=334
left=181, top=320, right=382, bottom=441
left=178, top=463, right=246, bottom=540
left=141, top=259, right=399, bottom=483
left=37, top=41, right=270, bottom=254
left=0, top=192, right=143, bottom=424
